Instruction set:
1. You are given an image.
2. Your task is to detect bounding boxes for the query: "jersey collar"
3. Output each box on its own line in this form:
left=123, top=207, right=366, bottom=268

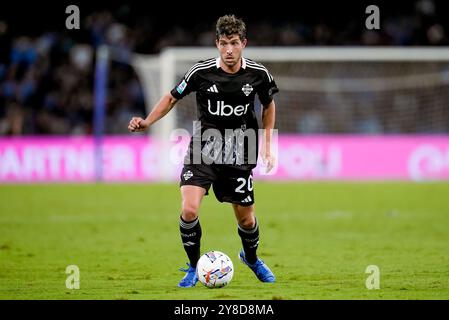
left=242, top=57, right=247, bottom=69
left=216, top=57, right=247, bottom=69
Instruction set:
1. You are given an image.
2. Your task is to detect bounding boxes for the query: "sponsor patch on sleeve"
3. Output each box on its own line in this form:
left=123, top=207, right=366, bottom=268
left=176, top=79, right=187, bottom=94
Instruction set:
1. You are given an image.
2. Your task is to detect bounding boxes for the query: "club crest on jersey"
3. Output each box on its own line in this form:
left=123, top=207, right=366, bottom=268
left=242, top=83, right=253, bottom=96
left=183, top=170, right=193, bottom=180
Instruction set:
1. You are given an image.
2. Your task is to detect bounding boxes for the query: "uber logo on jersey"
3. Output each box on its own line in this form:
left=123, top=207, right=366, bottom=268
left=207, top=100, right=250, bottom=116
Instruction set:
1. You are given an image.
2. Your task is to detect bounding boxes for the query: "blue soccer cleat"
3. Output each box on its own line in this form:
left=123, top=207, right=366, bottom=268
left=239, top=250, right=276, bottom=283
left=178, top=263, right=199, bottom=288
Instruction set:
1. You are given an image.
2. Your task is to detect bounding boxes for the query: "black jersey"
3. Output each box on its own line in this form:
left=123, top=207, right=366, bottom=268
left=171, top=57, right=279, bottom=169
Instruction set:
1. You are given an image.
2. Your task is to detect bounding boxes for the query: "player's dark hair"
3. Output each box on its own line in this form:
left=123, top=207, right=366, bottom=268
left=216, top=15, right=246, bottom=41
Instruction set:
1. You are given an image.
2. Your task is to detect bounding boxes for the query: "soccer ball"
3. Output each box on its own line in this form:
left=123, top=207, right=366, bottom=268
left=196, top=251, right=234, bottom=288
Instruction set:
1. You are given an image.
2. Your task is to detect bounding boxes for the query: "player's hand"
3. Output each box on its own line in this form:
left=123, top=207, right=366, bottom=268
left=262, top=153, right=276, bottom=173
left=128, top=117, right=149, bottom=132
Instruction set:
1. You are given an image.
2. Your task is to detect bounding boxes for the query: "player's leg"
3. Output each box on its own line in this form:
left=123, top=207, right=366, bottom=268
left=232, top=204, right=258, bottom=263
left=177, top=185, right=205, bottom=288
left=212, top=168, right=275, bottom=283
left=212, top=169, right=259, bottom=263
left=178, top=164, right=214, bottom=288
left=180, top=185, right=206, bottom=268
left=233, top=203, right=276, bottom=283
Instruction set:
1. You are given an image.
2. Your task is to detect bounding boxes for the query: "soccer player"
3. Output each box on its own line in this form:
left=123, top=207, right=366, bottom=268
left=128, top=14, right=278, bottom=287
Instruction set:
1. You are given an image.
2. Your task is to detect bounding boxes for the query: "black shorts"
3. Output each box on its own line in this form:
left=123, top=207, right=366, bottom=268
left=180, top=164, right=255, bottom=206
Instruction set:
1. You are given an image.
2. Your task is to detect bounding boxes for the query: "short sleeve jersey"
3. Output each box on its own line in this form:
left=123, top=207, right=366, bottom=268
left=171, top=57, right=279, bottom=169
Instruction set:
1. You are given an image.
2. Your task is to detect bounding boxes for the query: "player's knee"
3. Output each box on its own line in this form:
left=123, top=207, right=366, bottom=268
left=238, top=215, right=256, bottom=229
left=181, top=203, right=199, bottom=221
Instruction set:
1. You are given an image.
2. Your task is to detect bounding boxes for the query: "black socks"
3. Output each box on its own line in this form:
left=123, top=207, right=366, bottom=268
left=179, top=216, right=202, bottom=268
left=238, top=218, right=260, bottom=265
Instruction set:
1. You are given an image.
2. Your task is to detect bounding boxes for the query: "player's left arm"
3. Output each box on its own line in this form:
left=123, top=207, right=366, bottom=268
left=261, top=100, right=276, bottom=173
left=257, top=66, right=279, bottom=173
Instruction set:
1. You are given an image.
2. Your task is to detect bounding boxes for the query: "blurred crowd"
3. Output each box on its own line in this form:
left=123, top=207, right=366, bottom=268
left=0, top=0, right=448, bottom=135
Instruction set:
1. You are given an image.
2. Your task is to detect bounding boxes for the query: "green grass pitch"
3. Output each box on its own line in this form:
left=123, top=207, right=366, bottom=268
left=1, top=182, right=449, bottom=300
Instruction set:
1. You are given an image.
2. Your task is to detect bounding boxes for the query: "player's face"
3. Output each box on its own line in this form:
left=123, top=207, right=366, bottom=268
left=216, top=35, right=247, bottom=68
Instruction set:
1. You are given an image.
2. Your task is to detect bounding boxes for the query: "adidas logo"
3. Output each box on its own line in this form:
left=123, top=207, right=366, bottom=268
left=241, top=196, right=252, bottom=203
left=207, top=84, right=219, bottom=93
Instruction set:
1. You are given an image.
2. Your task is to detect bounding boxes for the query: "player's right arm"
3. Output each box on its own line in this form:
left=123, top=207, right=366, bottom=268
left=129, top=60, right=199, bottom=132
left=128, top=93, right=178, bottom=132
